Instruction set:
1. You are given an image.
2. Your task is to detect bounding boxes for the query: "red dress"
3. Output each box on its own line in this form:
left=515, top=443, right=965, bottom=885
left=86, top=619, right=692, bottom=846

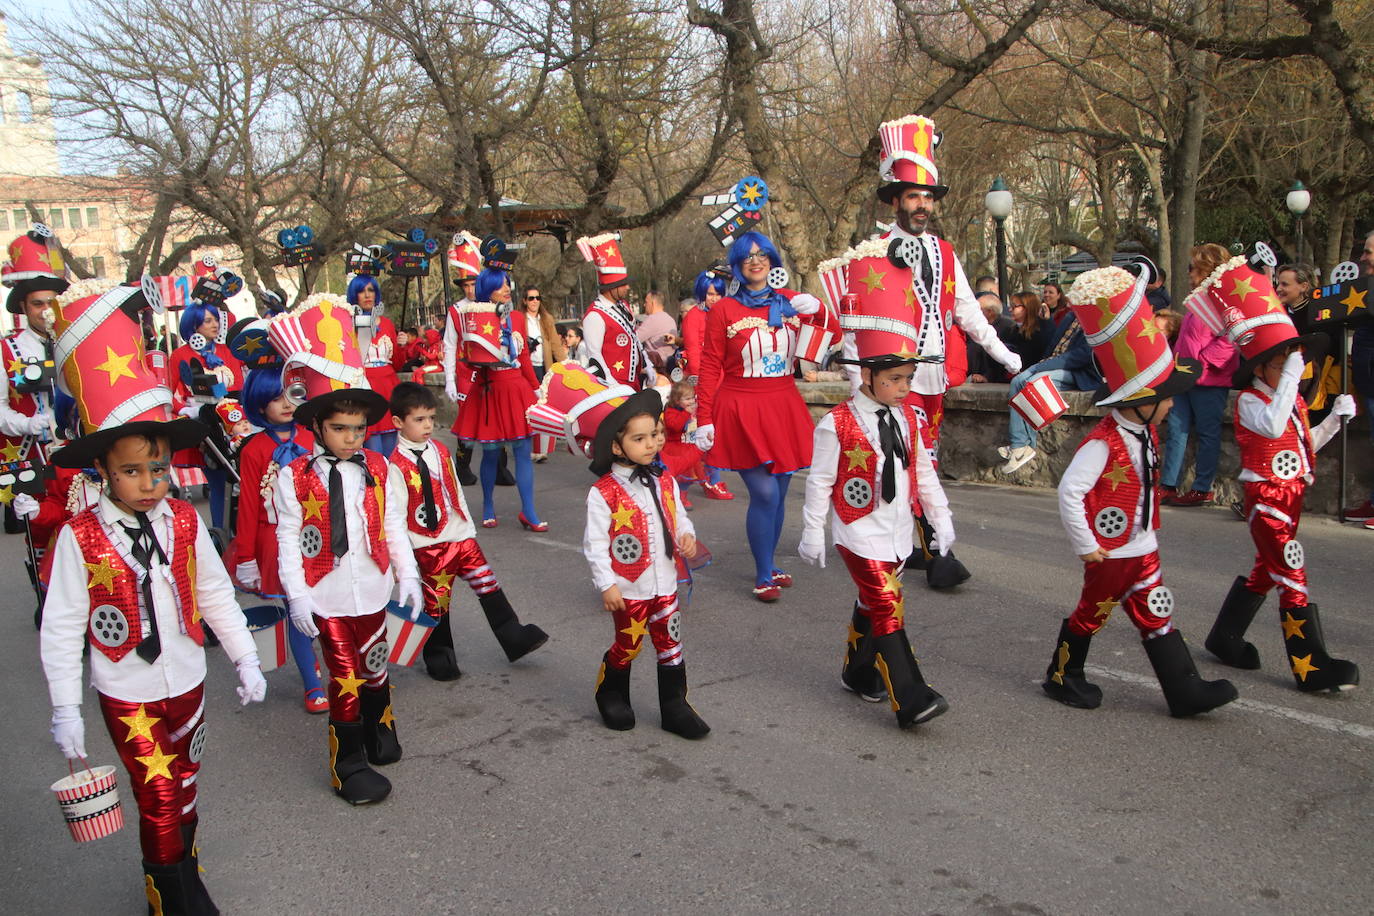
left=660, top=404, right=707, bottom=481
left=169, top=342, right=244, bottom=468
left=232, top=427, right=315, bottom=597
left=362, top=315, right=401, bottom=435
left=452, top=328, right=539, bottom=443
left=680, top=304, right=708, bottom=380
left=695, top=290, right=813, bottom=473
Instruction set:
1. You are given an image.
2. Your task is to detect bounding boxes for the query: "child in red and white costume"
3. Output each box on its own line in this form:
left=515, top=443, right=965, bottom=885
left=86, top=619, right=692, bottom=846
left=40, top=282, right=265, bottom=914
left=269, top=294, right=423, bottom=806
left=577, top=232, right=655, bottom=391
left=1192, top=255, right=1360, bottom=692
left=799, top=270, right=953, bottom=729
left=1041, top=266, right=1237, bottom=718
left=386, top=381, right=548, bottom=682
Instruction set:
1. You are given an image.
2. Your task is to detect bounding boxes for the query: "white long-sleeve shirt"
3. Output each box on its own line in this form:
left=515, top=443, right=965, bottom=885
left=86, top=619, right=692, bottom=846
left=582, top=296, right=656, bottom=388
left=802, top=392, right=951, bottom=562
left=442, top=297, right=474, bottom=394
left=0, top=327, right=50, bottom=438
left=1236, top=360, right=1341, bottom=484
left=40, top=495, right=257, bottom=707
left=387, top=434, right=477, bottom=548
left=1058, top=411, right=1159, bottom=559
left=274, top=447, right=418, bottom=615
left=583, top=463, right=694, bottom=598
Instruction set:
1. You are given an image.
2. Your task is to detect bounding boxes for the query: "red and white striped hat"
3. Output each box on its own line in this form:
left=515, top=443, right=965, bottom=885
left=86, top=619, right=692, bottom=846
left=576, top=232, right=630, bottom=292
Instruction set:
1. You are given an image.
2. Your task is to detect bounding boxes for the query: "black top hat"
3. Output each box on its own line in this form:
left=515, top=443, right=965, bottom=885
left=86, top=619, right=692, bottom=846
left=588, top=389, right=664, bottom=477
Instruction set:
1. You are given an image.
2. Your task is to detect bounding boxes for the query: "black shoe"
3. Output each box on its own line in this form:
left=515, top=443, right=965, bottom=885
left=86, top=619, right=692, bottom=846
left=360, top=686, right=402, bottom=765
left=1143, top=629, right=1238, bottom=717
left=1280, top=604, right=1360, bottom=693
left=873, top=630, right=948, bottom=728
left=840, top=604, right=885, bottom=702
left=479, top=589, right=549, bottom=662
left=657, top=662, right=710, bottom=739
left=143, top=859, right=203, bottom=916
left=453, top=444, right=478, bottom=486
left=495, top=447, right=515, bottom=486
left=1042, top=618, right=1103, bottom=709
left=178, top=818, right=220, bottom=915
left=926, top=552, right=971, bottom=590
left=329, top=720, right=391, bottom=804
left=1205, top=576, right=1264, bottom=669
left=422, top=615, right=462, bottom=681
left=595, top=654, right=635, bottom=730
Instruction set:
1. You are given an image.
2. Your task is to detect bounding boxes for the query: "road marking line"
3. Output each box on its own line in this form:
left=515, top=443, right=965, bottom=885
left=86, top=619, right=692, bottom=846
left=1085, top=664, right=1374, bottom=741
left=526, top=536, right=582, bottom=553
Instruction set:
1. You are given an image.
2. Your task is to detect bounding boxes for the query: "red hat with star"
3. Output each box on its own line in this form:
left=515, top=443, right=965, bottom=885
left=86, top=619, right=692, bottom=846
left=822, top=242, right=922, bottom=368
left=267, top=292, right=387, bottom=427
left=1070, top=265, right=1198, bottom=407
left=1184, top=255, right=1328, bottom=388
left=2, top=226, right=70, bottom=314
left=214, top=398, right=247, bottom=432
left=877, top=115, right=948, bottom=204
left=448, top=231, right=482, bottom=280
left=48, top=281, right=206, bottom=468
left=576, top=232, right=630, bottom=292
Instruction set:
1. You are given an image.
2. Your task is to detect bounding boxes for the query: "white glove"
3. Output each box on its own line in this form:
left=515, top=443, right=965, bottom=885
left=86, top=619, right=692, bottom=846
left=12, top=492, right=40, bottom=520
left=51, top=705, right=86, bottom=760
left=1330, top=393, right=1357, bottom=419
left=1001, top=352, right=1024, bottom=376
left=178, top=403, right=202, bottom=419
left=1283, top=349, right=1306, bottom=378
left=235, top=655, right=267, bottom=706
left=798, top=530, right=826, bottom=568
left=445, top=380, right=459, bottom=403
left=695, top=423, right=715, bottom=451
left=288, top=596, right=320, bottom=637
left=790, top=293, right=822, bottom=316
left=932, top=516, right=956, bottom=556
left=398, top=577, right=424, bottom=622
left=24, top=413, right=50, bottom=436
left=235, top=560, right=261, bottom=590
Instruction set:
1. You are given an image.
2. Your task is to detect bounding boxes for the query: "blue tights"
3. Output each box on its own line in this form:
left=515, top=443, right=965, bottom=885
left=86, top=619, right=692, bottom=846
left=206, top=469, right=227, bottom=530
left=479, top=439, right=540, bottom=524
left=738, top=465, right=792, bottom=586
left=287, top=622, right=322, bottom=692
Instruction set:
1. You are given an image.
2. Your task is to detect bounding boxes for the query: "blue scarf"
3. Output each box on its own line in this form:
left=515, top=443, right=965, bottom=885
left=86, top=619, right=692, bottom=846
left=737, top=284, right=795, bottom=328
left=261, top=423, right=310, bottom=468
left=500, top=317, right=519, bottom=368
left=195, top=338, right=224, bottom=369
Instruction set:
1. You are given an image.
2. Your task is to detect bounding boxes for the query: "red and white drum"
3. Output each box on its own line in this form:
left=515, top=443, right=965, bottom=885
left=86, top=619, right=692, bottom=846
left=1010, top=375, right=1069, bottom=430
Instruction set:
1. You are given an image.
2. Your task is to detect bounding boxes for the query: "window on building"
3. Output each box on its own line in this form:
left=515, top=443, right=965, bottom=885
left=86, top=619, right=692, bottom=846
left=48, top=209, right=63, bottom=229
left=86, top=207, right=100, bottom=227
left=92, top=256, right=105, bottom=276
left=13, top=209, right=27, bottom=228
left=16, top=92, right=32, bottom=122
left=0, top=212, right=8, bottom=231
left=68, top=208, right=81, bottom=229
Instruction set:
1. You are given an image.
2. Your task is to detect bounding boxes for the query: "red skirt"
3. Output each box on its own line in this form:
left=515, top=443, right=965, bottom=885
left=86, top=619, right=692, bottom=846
left=364, top=365, right=400, bottom=435
left=453, top=367, right=535, bottom=443
left=706, top=375, right=813, bottom=473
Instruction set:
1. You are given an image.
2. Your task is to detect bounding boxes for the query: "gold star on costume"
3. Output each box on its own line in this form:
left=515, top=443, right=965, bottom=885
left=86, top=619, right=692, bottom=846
left=610, top=502, right=637, bottom=531
left=1100, top=462, right=1131, bottom=491
left=1137, top=317, right=1163, bottom=342
left=904, top=287, right=918, bottom=310
left=8, top=388, right=21, bottom=405
left=0, top=440, right=23, bottom=461
left=1341, top=286, right=1366, bottom=315
left=0, top=485, right=12, bottom=505
left=1281, top=611, right=1307, bottom=639
left=846, top=622, right=862, bottom=651
left=135, top=743, right=177, bottom=782
left=239, top=335, right=263, bottom=355
left=612, top=360, right=625, bottom=373
left=85, top=555, right=119, bottom=592
left=739, top=182, right=763, bottom=205
left=301, top=490, right=325, bottom=521
left=94, top=346, right=138, bottom=384
left=1094, top=598, right=1118, bottom=619
left=844, top=444, right=874, bottom=471
left=379, top=704, right=396, bottom=728
left=432, top=570, right=454, bottom=593
left=1290, top=653, right=1319, bottom=682
left=859, top=265, right=886, bottom=293
left=943, top=278, right=956, bottom=295
left=620, top=616, right=648, bottom=643
left=1229, top=276, right=1257, bottom=302
left=6, top=357, right=23, bottom=376
left=880, top=570, right=902, bottom=597
left=482, top=322, right=495, bottom=335
left=1173, top=361, right=1194, bottom=374
left=1262, top=294, right=1284, bottom=314
left=334, top=670, right=366, bottom=698
left=119, top=705, right=161, bottom=742
left=408, top=470, right=422, bottom=489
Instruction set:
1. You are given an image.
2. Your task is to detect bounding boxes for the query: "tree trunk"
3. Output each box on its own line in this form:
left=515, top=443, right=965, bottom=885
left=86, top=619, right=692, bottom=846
left=1168, top=27, right=1209, bottom=303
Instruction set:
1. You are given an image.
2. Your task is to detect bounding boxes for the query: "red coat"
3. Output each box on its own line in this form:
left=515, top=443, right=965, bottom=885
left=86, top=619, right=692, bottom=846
left=680, top=304, right=708, bottom=380
left=232, top=427, right=315, bottom=596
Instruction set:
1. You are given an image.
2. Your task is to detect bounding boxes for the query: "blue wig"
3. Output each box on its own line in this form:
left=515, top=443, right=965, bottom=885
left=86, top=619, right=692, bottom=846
left=694, top=270, right=727, bottom=304
left=727, top=230, right=781, bottom=285
left=240, top=367, right=285, bottom=429
left=346, top=274, right=381, bottom=306
left=475, top=267, right=510, bottom=305
left=179, top=301, right=221, bottom=343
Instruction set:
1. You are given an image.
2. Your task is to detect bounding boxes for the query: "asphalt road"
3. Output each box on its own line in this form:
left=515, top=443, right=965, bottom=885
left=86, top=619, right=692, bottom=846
left=4, top=440, right=1372, bottom=915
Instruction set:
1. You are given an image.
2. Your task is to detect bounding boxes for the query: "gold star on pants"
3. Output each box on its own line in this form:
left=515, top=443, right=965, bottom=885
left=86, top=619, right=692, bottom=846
left=1095, top=598, right=1118, bottom=619
left=334, top=670, right=367, bottom=697
left=135, top=743, right=178, bottom=782
left=620, top=616, right=648, bottom=643
left=119, top=705, right=161, bottom=743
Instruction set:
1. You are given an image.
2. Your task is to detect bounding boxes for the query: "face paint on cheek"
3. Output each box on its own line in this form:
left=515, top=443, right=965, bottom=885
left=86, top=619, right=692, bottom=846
left=149, top=461, right=172, bottom=488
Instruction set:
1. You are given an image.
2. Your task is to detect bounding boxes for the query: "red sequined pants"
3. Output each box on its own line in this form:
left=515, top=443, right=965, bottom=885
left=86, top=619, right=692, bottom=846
left=837, top=545, right=905, bottom=637
left=607, top=594, right=682, bottom=669
left=414, top=537, right=501, bottom=618
left=315, top=611, right=388, bottom=721
left=1067, top=551, right=1174, bottom=638
left=98, top=684, right=205, bottom=864
left=1242, top=479, right=1308, bottom=608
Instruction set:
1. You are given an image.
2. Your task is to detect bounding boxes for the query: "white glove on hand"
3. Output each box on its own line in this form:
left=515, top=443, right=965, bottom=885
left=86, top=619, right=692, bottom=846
left=695, top=423, right=715, bottom=451
left=51, top=705, right=86, bottom=760
left=178, top=403, right=202, bottom=420
left=235, top=560, right=261, bottom=591
left=932, top=516, right=956, bottom=556
left=1283, top=349, right=1306, bottom=378
left=1002, top=352, right=1024, bottom=376
left=790, top=293, right=822, bottom=316
left=398, top=577, right=425, bottom=622
left=445, top=380, right=459, bottom=403
left=798, top=531, right=826, bottom=568
left=1330, top=393, right=1357, bottom=419
left=288, top=596, right=320, bottom=637
left=12, top=492, right=40, bottom=520
left=235, top=655, right=267, bottom=706
left=24, top=413, right=51, bottom=436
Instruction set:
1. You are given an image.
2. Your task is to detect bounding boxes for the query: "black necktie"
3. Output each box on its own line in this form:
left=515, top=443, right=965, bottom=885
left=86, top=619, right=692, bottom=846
left=630, top=464, right=674, bottom=553
left=324, top=455, right=369, bottom=558
left=1131, top=429, right=1156, bottom=530
left=877, top=408, right=908, bottom=504
left=412, top=448, right=437, bottom=532
left=914, top=239, right=934, bottom=292
left=121, top=513, right=166, bottom=663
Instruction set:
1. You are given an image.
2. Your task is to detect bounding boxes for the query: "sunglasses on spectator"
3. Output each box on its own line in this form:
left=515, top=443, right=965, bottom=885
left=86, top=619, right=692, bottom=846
left=526, top=295, right=541, bottom=301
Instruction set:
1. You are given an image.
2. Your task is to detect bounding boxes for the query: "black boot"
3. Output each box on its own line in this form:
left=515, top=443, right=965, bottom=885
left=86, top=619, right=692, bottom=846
left=329, top=720, right=391, bottom=804
left=840, top=604, right=885, bottom=702
left=453, top=443, right=478, bottom=486
left=1205, top=576, right=1265, bottom=669
left=595, top=653, right=635, bottom=730
left=916, top=515, right=970, bottom=589
left=143, top=859, right=201, bottom=916
left=495, top=446, right=515, bottom=486
left=873, top=630, right=949, bottom=728
left=479, top=589, right=549, bottom=662
left=360, top=686, right=402, bottom=765
left=657, top=662, right=710, bottom=739
left=178, top=819, right=219, bottom=915
left=1143, top=629, right=1238, bottom=718
left=1042, top=618, right=1103, bottom=709
left=421, top=614, right=462, bottom=681
left=1280, top=604, right=1360, bottom=692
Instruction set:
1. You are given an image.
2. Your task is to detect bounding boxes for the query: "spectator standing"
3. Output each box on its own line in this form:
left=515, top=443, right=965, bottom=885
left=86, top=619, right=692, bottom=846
left=636, top=290, right=678, bottom=370
left=966, top=292, right=1015, bottom=383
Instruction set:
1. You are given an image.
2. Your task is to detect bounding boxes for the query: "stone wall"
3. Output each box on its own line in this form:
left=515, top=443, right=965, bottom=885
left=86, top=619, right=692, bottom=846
left=797, top=381, right=1372, bottom=515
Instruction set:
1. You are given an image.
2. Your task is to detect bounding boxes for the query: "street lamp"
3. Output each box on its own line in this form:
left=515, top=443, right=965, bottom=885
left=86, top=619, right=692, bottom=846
left=985, top=177, right=1013, bottom=308
left=1286, top=180, right=1311, bottom=264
